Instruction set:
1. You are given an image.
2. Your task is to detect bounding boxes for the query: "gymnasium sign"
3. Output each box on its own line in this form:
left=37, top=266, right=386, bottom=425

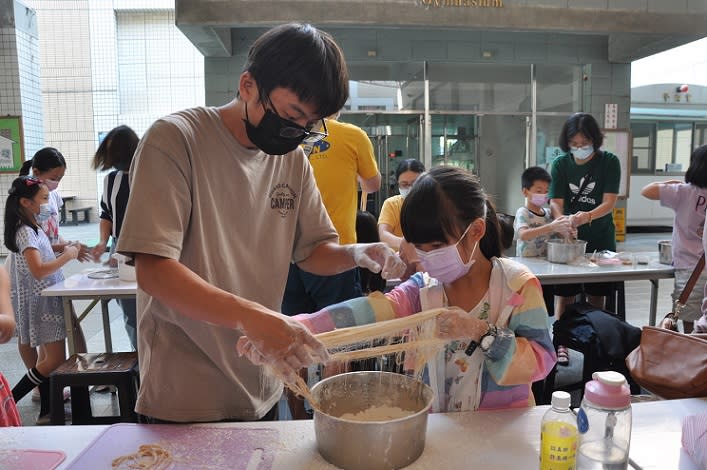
left=420, top=0, right=503, bottom=7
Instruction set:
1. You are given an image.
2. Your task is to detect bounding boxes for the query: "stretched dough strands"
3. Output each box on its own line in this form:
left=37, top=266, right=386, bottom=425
left=328, top=338, right=447, bottom=362
left=280, top=308, right=448, bottom=407
left=314, top=308, right=447, bottom=349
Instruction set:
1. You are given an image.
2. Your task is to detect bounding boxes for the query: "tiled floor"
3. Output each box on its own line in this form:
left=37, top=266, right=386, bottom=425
left=1, top=224, right=675, bottom=424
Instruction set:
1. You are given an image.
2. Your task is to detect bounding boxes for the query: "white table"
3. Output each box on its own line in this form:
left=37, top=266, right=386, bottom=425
left=509, top=253, right=675, bottom=326
left=1, top=398, right=704, bottom=469
left=41, top=271, right=137, bottom=355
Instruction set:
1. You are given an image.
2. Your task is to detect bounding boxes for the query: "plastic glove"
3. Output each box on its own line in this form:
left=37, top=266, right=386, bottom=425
left=63, top=244, right=79, bottom=260
left=436, top=307, right=487, bottom=341
left=236, top=314, right=330, bottom=383
left=398, top=240, right=424, bottom=281
left=550, top=216, right=574, bottom=238
left=345, top=243, right=407, bottom=280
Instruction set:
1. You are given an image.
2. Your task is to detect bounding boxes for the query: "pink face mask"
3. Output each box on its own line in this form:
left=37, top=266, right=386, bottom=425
left=414, top=224, right=477, bottom=284
left=43, top=179, right=59, bottom=191
left=530, top=193, right=548, bottom=207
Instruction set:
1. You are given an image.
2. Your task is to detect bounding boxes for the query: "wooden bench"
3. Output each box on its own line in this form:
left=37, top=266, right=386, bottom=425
left=67, top=207, right=92, bottom=225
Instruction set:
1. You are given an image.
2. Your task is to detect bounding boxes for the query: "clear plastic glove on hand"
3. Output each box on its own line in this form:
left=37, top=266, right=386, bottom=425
left=436, top=307, right=486, bottom=341
left=236, top=315, right=330, bottom=383
left=346, top=243, right=407, bottom=280
left=551, top=216, right=574, bottom=238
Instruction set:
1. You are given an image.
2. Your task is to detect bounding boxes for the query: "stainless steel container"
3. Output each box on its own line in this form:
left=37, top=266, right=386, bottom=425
left=658, top=240, right=673, bottom=265
left=311, top=371, right=434, bottom=470
left=546, top=239, right=588, bottom=264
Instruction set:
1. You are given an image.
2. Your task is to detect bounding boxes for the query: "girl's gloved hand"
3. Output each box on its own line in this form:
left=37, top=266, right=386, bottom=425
left=436, top=307, right=487, bottom=341
left=346, top=243, right=407, bottom=279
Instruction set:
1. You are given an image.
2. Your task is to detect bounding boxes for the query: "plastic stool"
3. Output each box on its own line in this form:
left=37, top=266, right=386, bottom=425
left=49, top=353, right=139, bottom=425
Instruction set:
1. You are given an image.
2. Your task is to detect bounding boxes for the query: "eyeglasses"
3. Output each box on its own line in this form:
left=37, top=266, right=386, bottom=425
left=267, top=99, right=328, bottom=144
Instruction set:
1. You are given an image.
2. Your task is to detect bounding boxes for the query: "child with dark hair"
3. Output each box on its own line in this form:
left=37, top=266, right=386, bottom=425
left=16, top=148, right=89, bottom=403
left=243, top=166, right=556, bottom=412
left=4, top=176, right=78, bottom=423
left=514, top=166, right=572, bottom=257
left=641, top=144, right=707, bottom=333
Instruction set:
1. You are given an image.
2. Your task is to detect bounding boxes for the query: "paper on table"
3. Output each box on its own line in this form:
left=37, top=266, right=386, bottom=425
left=682, top=412, right=707, bottom=470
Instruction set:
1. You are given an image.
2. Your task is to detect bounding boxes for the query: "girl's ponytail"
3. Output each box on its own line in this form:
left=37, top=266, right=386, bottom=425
left=478, top=199, right=503, bottom=260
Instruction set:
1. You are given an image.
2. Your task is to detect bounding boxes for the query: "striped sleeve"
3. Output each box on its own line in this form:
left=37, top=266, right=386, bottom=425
left=485, top=277, right=556, bottom=385
left=293, top=273, right=425, bottom=334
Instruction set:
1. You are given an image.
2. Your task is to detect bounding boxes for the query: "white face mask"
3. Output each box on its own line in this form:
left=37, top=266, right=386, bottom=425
left=414, top=224, right=477, bottom=284
left=35, top=203, right=52, bottom=223
left=571, top=145, right=594, bottom=160
left=399, top=187, right=410, bottom=198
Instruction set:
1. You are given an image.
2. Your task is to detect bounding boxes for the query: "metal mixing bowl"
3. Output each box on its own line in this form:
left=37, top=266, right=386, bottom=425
left=547, top=239, right=588, bottom=264
left=311, top=371, right=434, bottom=470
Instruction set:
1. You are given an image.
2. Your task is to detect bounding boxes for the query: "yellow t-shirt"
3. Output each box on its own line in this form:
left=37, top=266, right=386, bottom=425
left=378, top=195, right=404, bottom=237
left=306, top=120, right=379, bottom=244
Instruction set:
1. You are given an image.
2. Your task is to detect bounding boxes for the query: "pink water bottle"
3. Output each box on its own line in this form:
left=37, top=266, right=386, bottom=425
left=576, top=371, right=632, bottom=469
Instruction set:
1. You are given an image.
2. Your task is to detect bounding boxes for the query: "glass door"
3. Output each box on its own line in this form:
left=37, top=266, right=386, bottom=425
left=340, top=113, right=423, bottom=215
left=477, top=114, right=529, bottom=215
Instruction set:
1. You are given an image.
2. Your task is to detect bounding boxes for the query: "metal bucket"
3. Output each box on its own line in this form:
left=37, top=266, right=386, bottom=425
left=311, top=371, right=434, bottom=470
left=546, top=239, right=588, bottom=264
left=658, top=240, right=673, bottom=265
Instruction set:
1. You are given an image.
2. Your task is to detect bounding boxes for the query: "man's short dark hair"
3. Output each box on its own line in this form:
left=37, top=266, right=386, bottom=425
left=558, top=113, right=603, bottom=152
left=521, top=166, right=551, bottom=190
left=244, top=23, right=349, bottom=119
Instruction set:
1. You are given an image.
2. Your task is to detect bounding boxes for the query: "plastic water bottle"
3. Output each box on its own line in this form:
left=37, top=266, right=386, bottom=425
left=576, top=371, right=632, bottom=469
left=540, top=390, right=578, bottom=470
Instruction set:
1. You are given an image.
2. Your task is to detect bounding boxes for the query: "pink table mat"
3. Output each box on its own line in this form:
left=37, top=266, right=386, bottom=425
left=67, top=423, right=279, bottom=469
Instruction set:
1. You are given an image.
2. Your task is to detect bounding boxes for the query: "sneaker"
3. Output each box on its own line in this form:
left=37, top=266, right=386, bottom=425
left=33, top=387, right=70, bottom=402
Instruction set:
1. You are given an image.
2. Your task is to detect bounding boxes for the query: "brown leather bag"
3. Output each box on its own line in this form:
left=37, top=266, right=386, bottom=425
left=625, top=327, right=707, bottom=399
left=626, top=254, right=707, bottom=399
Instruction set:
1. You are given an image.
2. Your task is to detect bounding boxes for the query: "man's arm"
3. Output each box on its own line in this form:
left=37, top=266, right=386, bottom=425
left=359, top=173, right=381, bottom=194
left=134, top=253, right=327, bottom=367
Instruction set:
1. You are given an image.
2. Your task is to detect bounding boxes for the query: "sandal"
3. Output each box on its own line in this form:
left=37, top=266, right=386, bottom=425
left=556, top=345, right=570, bottom=366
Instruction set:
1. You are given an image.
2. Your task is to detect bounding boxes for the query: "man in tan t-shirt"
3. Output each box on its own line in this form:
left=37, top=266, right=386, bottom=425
left=118, top=23, right=404, bottom=423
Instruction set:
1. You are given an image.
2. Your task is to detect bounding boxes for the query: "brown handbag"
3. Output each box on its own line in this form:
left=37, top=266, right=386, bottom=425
left=626, top=253, right=707, bottom=399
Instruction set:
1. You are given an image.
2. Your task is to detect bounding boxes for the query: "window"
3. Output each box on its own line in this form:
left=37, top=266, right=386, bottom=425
left=631, top=121, right=699, bottom=174
left=630, top=123, right=654, bottom=173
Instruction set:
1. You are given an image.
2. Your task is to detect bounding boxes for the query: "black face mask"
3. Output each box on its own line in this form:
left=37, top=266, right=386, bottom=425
left=243, top=103, right=307, bottom=155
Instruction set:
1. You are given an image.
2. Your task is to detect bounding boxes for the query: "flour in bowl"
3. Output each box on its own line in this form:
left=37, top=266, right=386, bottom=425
left=339, top=405, right=414, bottom=421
